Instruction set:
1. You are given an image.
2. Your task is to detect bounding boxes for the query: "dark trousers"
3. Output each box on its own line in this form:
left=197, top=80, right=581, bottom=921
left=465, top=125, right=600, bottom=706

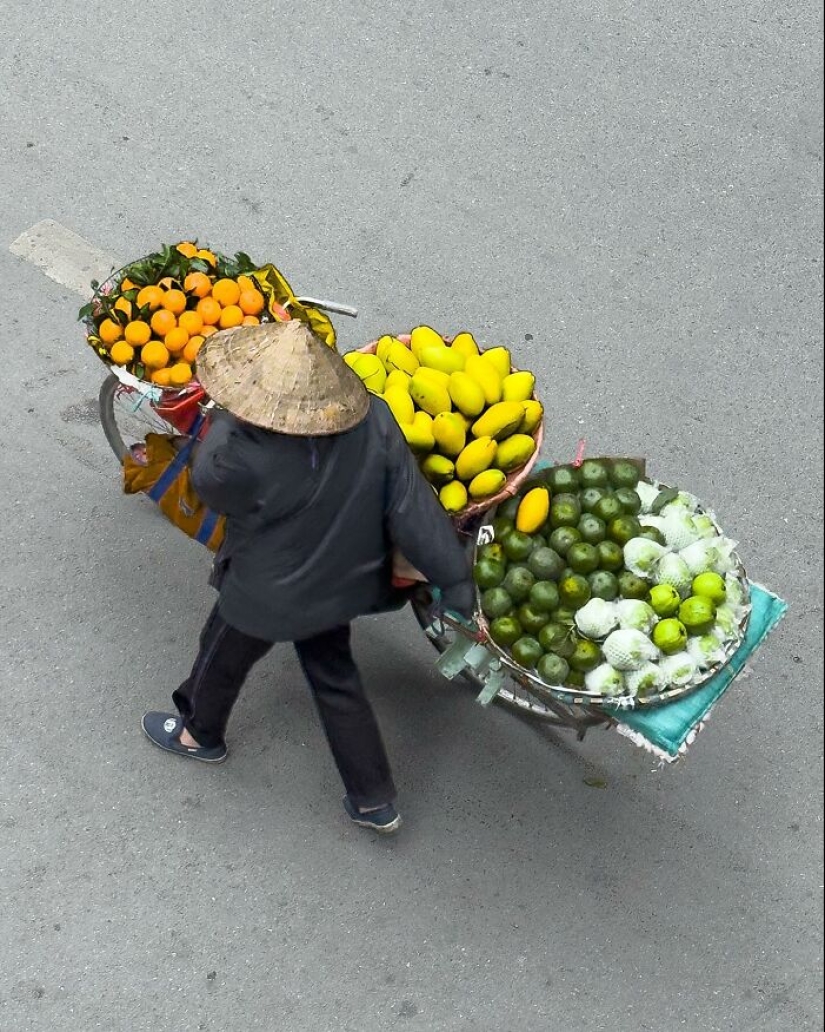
left=172, top=605, right=396, bottom=809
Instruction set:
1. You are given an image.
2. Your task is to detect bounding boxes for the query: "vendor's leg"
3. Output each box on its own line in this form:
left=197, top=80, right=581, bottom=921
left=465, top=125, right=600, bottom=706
left=294, top=624, right=396, bottom=810
left=172, top=604, right=272, bottom=748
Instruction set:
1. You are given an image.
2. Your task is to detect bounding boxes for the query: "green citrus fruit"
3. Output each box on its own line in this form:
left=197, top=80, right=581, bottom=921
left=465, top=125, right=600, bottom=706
left=548, top=527, right=582, bottom=556
left=652, top=618, right=688, bottom=654
left=537, top=653, right=570, bottom=686
left=559, top=574, right=592, bottom=610
left=502, top=566, right=535, bottom=603
left=568, top=638, right=603, bottom=672
left=596, top=540, right=624, bottom=572
left=480, top=587, right=514, bottom=620
left=578, top=513, right=607, bottom=545
left=649, top=583, right=682, bottom=617
left=678, top=595, right=717, bottom=635
left=691, top=571, right=727, bottom=605
left=588, top=570, right=620, bottom=601
left=489, top=615, right=522, bottom=647
left=567, top=542, right=600, bottom=575
left=511, top=636, right=544, bottom=669
left=529, top=580, right=560, bottom=612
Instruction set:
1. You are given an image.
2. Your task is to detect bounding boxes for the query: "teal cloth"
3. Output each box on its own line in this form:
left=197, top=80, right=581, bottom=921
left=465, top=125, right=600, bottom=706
left=612, top=583, right=787, bottom=758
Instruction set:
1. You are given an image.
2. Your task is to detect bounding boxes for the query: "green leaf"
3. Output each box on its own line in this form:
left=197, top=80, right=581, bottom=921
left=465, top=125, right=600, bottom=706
left=77, top=301, right=95, bottom=320
left=651, top=488, right=679, bottom=514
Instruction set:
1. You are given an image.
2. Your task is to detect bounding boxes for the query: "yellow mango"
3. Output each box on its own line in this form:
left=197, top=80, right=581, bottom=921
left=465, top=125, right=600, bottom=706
left=464, top=355, right=503, bottom=405
left=495, top=434, right=537, bottom=472
left=439, top=480, right=468, bottom=514
left=516, top=487, right=550, bottom=533
left=385, top=369, right=412, bottom=392
left=385, top=341, right=419, bottom=376
left=409, top=373, right=452, bottom=417
left=420, top=346, right=465, bottom=375
left=448, top=371, right=486, bottom=418
left=455, top=436, right=497, bottom=481
left=501, top=371, right=536, bottom=403
left=432, top=412, right=466, bottom=458
left=351, top=353, right=387, bottom=394
left=450, top=331, right=480, bottom=359
left=383, top=386, right=415, bottom=426
left=468, top=469, right=507, bottom=500
left=471, top=401, right=526, bottom=441
left=413, top=410, right=434, bottom=433
left=410, top=325, right=446, bottom=360
left=415, top=366, right=451, bottom=390
left=343, top=352, right=360, bottom=369
left=402, top=420, right=435, bottom=453
left=480, top=346, right=512, bottom=380
left=421, top=454, right=455, bottom=485
left=519, top=399, right=544, bottom=435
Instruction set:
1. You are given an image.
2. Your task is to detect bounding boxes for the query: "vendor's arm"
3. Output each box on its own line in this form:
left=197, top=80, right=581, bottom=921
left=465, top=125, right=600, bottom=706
left=191, top=411, right=261, bottom=517
left=382, top=408, right=474, bottom=618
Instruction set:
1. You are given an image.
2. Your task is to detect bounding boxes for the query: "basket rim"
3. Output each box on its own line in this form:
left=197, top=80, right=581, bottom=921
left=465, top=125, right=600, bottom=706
left=472, top=472, right=752, bottom=710
left=357, top=333, right=544, bottom=520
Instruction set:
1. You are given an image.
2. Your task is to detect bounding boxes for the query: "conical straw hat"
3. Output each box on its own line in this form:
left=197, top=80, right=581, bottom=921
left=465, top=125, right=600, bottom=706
left=196, top=320, right=369, bottom=435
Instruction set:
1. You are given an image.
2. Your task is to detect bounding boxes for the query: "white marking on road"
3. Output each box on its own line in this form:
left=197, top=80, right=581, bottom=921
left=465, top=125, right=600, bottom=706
left=9, top=220, right=120, bottom=297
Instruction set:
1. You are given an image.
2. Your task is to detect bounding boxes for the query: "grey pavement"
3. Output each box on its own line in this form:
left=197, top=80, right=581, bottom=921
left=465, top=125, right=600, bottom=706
left=0, top=1, right=822, bottom=1030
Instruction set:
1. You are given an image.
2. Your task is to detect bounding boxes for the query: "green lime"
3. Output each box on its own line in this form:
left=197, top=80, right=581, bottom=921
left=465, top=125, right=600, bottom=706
left=489, top=615, right=522, bottom=647
left=596, top=540, right=624, bottom=572
left=529, top=580, right=560, bottom=612
left=593, top=494, right=624, bottom=523
left=554, top=608, right=576, bottom=626
left=502, top=566, right=535, bottom=603
left=559, top=574, right=592, bottom=610
left=649, top=583, right=682, bottom=617
left=480, top=587, right=514, bottom=620
left=610, top=460, right=641, bottom=489
left=549, top=497, right=582, bottom=529
left=607, top=515, right=642, bottom=546
left=691, top=571, right=727, bottom=605
left=473, top=559, right=507, bottom=590
left=478, top=542, right=506, bottom=564
left=568, top=638, right=603, bottom=672
left=579, top=460, right=610, bottom=489
left=587, top=570, right=620, bottom=601
left=638, top=525, right=666, bottom=546
left=579, top=487, right=608, bottom=513
left=538, top=621, right=570, bottom=651
left=511, top=636, right=544, bottom=669
left=492, top=517, right=515, bottom=541
left=618, top=571, right=651, bottom=601
left=566, top=669, right=586, bottom=688
left=528, top=534, right=548, bottom=553
left=496, top=497, right=521, bottom=521
left=567, top=542, right=600, bottom=575
left=527, top=546, right=565, bottom=581
left=548, top=527, right=582, bottom=557
left=614, top=487, right=642, bottom=515
left=517, top=603, right=552, bottom=635
left=545, top=465, right=580, bottom=493
left=502, top=531, right=534, bottom=563
left=578, top=513, right=607, bottom=545
left=537, top=653, right=570, bottom=686
left=678, top=595, right=717, bottom=635
left=652, top=618, right=688, bottom=655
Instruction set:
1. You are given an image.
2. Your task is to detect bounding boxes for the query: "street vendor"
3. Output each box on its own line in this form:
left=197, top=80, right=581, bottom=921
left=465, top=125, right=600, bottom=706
left=141, top=320, right=474, bottom=834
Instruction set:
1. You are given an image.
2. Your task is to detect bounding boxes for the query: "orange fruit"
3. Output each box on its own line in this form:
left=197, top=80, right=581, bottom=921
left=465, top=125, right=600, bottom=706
left=164, top=327, right=190, bottom=353
left=239, top=289, right=265, bottom=315
left=176, top=241, right=198, bottom=258
left=109, top=341, right=135, bottom=366
left=168, top=362, right=193, bottom=386
left=136, top=285, right=165, bottom=311
left=197, top=297, right=222, bottom=325
left=201, top=324, right=218, bottom=337
left=178, top=310, right=204, bottom=336
left=241, top=315, right=260, bottom=326
left=158, top=276, right=178, bottom=289
left=114, top=297, right=132, bottom=317
left=183, top=335, right=204, bottom=363
left=150, top=309, right=177, bottom=337
left=141, top=341, right=170, bottom=370
left=151, top=368, right=173, bottom=387
left=237, top=274, right=257, bottom=293
left=162, top=289, right=187, bottom=314
left=120, top=277, right=137, bottom=291
left=184, top=271, right=212, bottom=298
left=211, top=279, right=241, bottom=307
left=124, top=320, right=152, bottom=346
left=196, top=249, right=217, bottom=266
left=219, top=304, right=244, bottom=329
left=99, top=318, right=123, bottom=344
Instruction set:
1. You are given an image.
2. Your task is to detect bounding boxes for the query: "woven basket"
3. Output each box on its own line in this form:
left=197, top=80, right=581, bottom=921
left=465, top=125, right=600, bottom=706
left=358, top=333, right=544, bottom=524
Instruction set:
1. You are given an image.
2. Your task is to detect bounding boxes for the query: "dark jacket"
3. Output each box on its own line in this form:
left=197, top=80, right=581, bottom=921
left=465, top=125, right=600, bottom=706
left=192, top=400, right=474, bottom=642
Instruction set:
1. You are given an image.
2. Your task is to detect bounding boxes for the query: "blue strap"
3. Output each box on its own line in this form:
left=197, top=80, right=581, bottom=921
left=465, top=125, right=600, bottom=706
left=195, top=507, right=221, bottom=546
left=147, top=415, right=206, bottom=504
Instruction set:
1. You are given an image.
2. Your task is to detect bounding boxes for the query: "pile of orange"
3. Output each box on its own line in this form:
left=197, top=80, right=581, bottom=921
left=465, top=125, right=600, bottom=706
left=96, top=243, right=267, bottom=387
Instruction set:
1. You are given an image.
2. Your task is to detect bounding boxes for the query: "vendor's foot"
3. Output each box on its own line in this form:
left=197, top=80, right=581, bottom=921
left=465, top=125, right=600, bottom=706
left=343, top=796, right=401, bottom=834
left=141, top=712, right=227, bottom=763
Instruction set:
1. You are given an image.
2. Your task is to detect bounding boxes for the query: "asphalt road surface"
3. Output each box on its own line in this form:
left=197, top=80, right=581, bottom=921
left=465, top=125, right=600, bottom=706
left=1, top=1, right=822, bottom=1030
